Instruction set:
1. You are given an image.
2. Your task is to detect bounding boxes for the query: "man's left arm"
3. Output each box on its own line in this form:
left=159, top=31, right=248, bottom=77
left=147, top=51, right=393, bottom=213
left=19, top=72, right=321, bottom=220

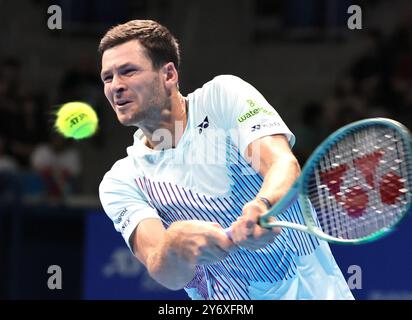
left=229, top=134, right=301, bottom=250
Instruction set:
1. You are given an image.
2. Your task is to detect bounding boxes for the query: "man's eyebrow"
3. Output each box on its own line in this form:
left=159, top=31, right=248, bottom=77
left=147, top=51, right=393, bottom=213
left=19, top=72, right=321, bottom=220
left=101, top=63, right=136, bottom=79
left=118, top=62, right=135, bottom=69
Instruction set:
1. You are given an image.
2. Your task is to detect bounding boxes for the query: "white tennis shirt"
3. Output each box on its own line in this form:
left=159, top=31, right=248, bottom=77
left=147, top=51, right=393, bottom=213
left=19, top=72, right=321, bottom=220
left=99, top=75, right=354, bottom=300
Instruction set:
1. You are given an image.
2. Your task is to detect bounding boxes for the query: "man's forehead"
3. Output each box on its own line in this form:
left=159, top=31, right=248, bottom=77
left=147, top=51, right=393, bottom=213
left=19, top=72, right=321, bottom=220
left=101, top=40, right=147, bottom=68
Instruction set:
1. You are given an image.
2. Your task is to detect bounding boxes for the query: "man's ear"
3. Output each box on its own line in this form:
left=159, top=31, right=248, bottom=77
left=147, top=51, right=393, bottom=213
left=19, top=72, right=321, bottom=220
left=162, top=62, right=178, bottom=87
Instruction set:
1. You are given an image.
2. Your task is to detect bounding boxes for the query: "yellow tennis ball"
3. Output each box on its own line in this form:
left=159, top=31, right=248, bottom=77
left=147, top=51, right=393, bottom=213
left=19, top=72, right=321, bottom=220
left=55, top=101, right=98, bottom=140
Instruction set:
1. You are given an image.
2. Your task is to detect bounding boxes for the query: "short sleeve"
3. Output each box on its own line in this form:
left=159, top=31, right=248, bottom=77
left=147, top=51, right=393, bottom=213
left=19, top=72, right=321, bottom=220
left=99, top=160, right=160, bottom=251
left=212, top=75, right=295, bottom=155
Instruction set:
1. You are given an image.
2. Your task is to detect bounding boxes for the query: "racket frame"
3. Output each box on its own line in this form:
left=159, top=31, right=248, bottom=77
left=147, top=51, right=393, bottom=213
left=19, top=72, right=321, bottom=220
left=259, top=118, right=412, bottom=244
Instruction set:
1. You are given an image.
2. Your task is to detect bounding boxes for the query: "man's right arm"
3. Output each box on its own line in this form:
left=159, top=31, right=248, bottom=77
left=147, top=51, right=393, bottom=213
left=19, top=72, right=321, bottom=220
left=131, top=218, right=235, bottom=290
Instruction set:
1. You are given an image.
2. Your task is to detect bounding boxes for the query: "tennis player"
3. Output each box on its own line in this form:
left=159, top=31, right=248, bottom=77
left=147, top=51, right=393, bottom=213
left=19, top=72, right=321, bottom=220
left=98, top=20, right=354, bottom=300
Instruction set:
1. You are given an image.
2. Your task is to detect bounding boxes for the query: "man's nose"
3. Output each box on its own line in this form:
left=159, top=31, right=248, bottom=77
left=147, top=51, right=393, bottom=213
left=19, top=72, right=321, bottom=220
left=111, top=75, right=127, bottom=94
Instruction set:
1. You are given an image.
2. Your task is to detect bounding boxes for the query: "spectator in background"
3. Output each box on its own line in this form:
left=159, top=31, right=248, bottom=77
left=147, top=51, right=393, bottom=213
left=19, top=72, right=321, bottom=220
left=343, top=22, right=412, bottom=126
left=59, top=54, right=101, bottom=104
left=0, top=137, right=20, bottom=205
left=30, top=133, right=81, bottom=199
left=0, top=137, right=18, bottom=173
left=0, top=57, right=49, bottom=168
left=350, top=30, right=385, bottom=86
left=347, top=30, right=389, bottom=118
left=324, top=75, right=366, bottom=131
left=294, top=101, right=328, bottom=163
left=389, top=15, right=412, bottom=123
left=9, top=94, right=49, bottom=168
left=0, top=59, right=20, bottom=163
left=0, top=58, right=23, bottom=99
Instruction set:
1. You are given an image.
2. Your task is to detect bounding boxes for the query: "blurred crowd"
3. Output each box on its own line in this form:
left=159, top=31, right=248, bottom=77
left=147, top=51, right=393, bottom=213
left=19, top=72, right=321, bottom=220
left=0, top=56, right=101, bottom=202
left=1, top=7, right=412, bottom=201
left=294, top=16, right=412, bottom=163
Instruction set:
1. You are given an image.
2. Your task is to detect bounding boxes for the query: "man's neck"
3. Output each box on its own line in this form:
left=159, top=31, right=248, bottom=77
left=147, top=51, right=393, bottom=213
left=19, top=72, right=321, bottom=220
left=140, top=93, right=188, bottom=150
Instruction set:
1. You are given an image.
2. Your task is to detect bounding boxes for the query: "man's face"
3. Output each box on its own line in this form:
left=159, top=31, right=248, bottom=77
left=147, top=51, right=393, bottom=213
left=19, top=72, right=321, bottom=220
left=101, top=40, right=168, bottom=126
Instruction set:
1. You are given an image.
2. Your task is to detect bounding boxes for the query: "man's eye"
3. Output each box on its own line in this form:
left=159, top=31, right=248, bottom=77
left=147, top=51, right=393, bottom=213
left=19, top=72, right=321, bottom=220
left=124, top=69, right=136, bottom=76
left=103, top=76, right=113, bottom=83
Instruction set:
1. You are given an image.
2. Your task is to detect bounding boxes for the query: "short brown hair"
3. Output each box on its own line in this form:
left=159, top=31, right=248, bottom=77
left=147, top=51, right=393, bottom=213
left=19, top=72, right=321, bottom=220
left=98, top=20, right=180, bottom=70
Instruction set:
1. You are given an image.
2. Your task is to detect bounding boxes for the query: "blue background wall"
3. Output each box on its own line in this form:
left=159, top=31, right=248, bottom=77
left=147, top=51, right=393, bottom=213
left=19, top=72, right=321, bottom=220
left=83, top=211, right=188, bottom=300
left=83, top=210, right=412, bottom=300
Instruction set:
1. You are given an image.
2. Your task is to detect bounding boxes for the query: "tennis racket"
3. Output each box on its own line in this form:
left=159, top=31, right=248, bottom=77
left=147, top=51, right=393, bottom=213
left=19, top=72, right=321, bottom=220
left=227, top=118, right=412, bottom=244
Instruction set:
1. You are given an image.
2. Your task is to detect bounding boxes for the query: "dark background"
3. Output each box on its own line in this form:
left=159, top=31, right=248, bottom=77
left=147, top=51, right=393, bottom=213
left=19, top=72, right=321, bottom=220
left=0, top=0, right=411, bottom=299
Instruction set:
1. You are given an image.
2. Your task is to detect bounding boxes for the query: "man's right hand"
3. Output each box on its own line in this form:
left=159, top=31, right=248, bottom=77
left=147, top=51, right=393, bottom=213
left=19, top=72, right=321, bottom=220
left=132, top=218, right=236, bottom=290
left=167, top=220, right=237, bottom=265
left=228, top=199, right=280, bottom=250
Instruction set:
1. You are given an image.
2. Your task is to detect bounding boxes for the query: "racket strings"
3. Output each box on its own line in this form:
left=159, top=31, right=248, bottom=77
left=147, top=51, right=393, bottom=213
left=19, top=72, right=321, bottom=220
left=307, top=125, right=411, bottom=240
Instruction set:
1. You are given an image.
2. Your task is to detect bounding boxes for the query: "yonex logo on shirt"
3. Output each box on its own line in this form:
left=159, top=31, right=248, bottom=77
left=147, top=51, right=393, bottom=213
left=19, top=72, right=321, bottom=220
left=197, top=116, right=209, bottom=134
left=251, top=124, right=261, bottom=132
left=251, top=122, right=281, bottom=132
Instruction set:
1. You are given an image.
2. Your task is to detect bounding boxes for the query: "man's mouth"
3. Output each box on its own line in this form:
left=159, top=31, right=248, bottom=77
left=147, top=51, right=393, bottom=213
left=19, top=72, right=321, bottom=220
left=115, top=99, right=132, bottom=108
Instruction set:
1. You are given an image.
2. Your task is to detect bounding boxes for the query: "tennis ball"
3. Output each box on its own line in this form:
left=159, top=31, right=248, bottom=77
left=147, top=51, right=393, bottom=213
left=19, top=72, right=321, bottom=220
left=55, top=101, right=98, bottom=140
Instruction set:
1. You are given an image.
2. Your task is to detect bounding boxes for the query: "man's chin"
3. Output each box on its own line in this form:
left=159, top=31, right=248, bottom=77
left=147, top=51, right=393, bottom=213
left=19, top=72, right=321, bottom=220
left=117, top=115, right=136, bottom=127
